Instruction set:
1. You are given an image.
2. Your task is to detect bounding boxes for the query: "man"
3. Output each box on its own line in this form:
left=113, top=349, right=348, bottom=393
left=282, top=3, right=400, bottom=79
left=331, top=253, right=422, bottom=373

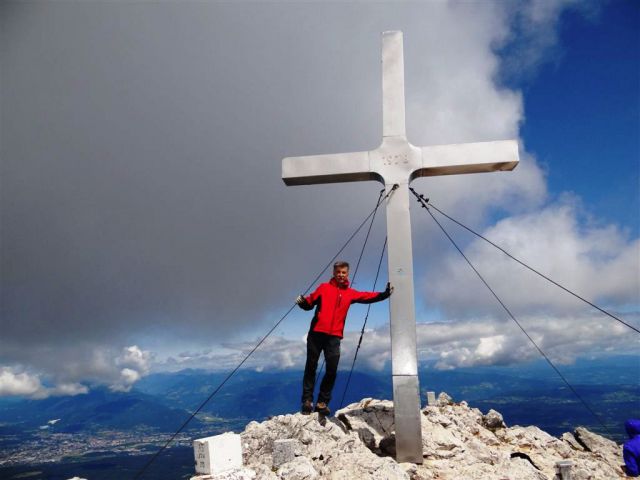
left=296, top=261, right=392, bottom=416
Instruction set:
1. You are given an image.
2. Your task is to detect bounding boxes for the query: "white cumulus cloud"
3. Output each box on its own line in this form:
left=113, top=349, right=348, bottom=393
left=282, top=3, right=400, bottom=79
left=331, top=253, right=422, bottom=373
left=0, top=367, right=88, bottom=399
left=0, top=368, right=44, bottom=397
left=424, top=201, right=640, bottom=317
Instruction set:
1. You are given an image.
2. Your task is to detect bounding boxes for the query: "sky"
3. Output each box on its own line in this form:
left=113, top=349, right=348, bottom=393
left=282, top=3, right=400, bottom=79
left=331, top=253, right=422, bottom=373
left=0, top=0, right=638, bottom=399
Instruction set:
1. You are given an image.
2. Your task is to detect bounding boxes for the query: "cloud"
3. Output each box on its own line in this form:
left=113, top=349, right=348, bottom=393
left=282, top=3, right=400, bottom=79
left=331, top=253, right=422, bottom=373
left=162, top=337, right=306, bottom=373
left=102, top=345, right=153, bottom=391
left=424, top=200, right=640, bottom=316
left=0, top=345, right=151, bottom=397
left=0, top=1, right=633, bottom=391
left=0, top=367, right=88, bottom=399
left=158, top=307, right=639, bottom=375
left=498, top=0, right=601, bottom=81
left=0, top=368, right=44, bottom=398
left=0, top=1, right=550, bottom=348
left=349, top=313, right=637, bottom=372
left=418, top=314, right=639, bottom=370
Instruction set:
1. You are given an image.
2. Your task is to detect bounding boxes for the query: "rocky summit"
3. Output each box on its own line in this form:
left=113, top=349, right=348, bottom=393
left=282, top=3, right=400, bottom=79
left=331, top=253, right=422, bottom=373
left=194, top=394, right=625, bottom=480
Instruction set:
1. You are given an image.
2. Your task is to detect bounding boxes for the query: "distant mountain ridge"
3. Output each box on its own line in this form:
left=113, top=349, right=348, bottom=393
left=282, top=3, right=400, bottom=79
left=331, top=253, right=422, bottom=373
left=1, top=355, right=636, bottom=437
left=0, top=386, right=201, bottom=433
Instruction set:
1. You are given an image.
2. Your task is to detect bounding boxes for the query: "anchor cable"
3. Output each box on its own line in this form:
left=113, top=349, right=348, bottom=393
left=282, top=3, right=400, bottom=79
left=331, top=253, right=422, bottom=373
left=133, top=186, right=396, bottom=479
left=339, top=236, right=388, bottom=409
left=315, top=187, right=389, bottom=389
left=410, top=189, right=613, bottom=436
left=415, top=192, right=637, bottom=334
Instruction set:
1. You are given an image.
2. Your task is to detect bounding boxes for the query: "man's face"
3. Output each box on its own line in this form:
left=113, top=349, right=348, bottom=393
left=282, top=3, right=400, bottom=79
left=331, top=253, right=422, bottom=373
left=333, top=266, right=349, bottom=285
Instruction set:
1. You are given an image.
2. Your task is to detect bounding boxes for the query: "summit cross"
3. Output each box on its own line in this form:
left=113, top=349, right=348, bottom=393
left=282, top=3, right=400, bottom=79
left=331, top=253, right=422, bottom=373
left=282, top=31, right=519, bottom=463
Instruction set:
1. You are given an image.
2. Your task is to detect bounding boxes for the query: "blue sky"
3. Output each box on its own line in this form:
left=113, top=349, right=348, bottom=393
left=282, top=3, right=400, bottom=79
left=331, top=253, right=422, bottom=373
left=519, top=1, right=638, bottom=234
left=0, top=0, right=638, bottom=397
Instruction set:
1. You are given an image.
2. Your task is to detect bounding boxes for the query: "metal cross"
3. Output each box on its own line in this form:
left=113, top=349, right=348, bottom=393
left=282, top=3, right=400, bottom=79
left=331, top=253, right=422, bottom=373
left=282, top=31, right=519, bottom=463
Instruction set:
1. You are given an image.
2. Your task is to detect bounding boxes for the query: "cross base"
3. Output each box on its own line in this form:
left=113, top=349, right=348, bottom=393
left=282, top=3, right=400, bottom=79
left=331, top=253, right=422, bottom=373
left=393, top=375, right=423, bottom=463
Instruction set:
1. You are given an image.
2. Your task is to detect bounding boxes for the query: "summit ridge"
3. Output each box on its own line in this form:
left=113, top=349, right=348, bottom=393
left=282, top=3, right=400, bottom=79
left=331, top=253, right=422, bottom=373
left=193, top=394, right=624, bottom=479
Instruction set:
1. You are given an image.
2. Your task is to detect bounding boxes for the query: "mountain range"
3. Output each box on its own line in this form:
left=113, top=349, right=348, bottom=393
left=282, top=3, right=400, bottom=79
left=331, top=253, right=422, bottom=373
left=0, top=355, right=637, bottom=479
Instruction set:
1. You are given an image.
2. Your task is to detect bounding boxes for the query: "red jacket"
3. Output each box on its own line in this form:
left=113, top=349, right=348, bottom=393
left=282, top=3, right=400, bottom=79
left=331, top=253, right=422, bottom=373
left=300, top=278, right=390, bottom=338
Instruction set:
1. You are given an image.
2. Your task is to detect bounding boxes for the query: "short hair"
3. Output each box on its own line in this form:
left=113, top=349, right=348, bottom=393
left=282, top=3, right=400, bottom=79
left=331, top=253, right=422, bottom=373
left=333, top=261, right=350, bottom=270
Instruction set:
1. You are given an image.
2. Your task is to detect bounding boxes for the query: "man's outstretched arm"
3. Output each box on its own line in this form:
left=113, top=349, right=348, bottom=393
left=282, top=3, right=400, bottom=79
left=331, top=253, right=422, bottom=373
left=352, top=282, right=394, bottom=304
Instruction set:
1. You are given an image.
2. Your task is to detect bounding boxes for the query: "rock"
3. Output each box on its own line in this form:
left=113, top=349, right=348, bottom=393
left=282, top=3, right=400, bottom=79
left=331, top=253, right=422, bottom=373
left=335, top=399, right=394, bottom=452
left=190, top=467, right=257, bottom=480
left=272, top=438, right=299, bottom=468
left=251, top=464, right=277, bottom=480
left=230, top=393, right=625, bottom=480
left=276, top=457, right=318, bottom=480
left=482, top=409, right=506, bottom=431
left=379, top=434, right=396, bottom=457
left=561, top=432, right=584, bottom=451
left=436, top=392, right=453, bottom=406
left=574, top=426, right=617, bottom=454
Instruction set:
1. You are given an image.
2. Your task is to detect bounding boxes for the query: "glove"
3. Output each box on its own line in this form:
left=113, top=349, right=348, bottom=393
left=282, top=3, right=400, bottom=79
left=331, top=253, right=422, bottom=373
left=296, top=295, right=313, bottom=310
left=385, top=282, right=394, bottom=295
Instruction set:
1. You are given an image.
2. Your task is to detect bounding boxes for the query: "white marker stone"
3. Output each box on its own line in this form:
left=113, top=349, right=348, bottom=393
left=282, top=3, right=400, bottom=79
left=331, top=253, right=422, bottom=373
left=282, top=31, right=519, bottom=463
left=193, top=432, right=243, bottom=475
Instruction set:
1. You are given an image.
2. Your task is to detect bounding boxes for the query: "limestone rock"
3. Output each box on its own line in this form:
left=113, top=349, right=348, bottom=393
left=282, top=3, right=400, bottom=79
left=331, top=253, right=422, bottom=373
left=220, top=394, right=625, bottom=479
left=190, top=467, right=256, bottom=480
left=276, top=457, right=318, bottom=480
left=335, top=399, right=394, bottom=453
left=272, top=438, right=299, bottom=468
left=574, top=425, right=618, bottom=454
left=561, top=432, right=585, bottom=451
left=482, top=409, right=506, bottom=431
left=436, top=392, right=453, bottom=406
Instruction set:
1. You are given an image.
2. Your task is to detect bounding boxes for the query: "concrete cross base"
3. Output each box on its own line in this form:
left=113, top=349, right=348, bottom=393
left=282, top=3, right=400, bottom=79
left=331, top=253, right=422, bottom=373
left=393, top=375, right=423, bottom=463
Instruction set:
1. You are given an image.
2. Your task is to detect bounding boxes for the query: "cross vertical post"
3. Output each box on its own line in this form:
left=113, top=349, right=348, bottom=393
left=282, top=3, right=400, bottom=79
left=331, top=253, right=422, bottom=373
left=379, top=31, right=422, bottom=462
left=282, top=31, right=519, bottom=464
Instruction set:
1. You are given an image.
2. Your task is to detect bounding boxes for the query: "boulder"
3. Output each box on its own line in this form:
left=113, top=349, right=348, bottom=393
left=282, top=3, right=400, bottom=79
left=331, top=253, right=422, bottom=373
left=276, top=457, right=318, bottom=480
left=482, top=409, right=506, bottom=431
left=436, top=392, right=454, bottom=406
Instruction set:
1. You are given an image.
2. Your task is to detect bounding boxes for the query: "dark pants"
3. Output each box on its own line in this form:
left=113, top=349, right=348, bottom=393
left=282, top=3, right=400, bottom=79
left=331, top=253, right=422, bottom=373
left=302, top=331, right=341, bottom=405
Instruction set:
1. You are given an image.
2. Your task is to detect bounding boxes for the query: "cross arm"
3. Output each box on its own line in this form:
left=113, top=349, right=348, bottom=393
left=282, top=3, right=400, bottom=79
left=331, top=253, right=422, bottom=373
left=282, top=151, right=381, bottom=186
left=412, top=140, right=519, bottom=180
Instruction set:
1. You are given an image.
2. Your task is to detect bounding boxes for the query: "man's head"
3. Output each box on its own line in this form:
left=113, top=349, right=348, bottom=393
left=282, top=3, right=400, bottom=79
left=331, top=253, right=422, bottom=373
left=333, top=261, right=350, bottom=286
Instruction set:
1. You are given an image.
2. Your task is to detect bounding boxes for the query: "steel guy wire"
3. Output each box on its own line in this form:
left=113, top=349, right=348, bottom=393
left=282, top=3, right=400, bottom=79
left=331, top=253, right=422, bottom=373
left=411, top=189, right=613, bottom=437
left=413, top=190, right=638, bottom=335
left=314, top=187, right=388, bottom=391
left=339, top=236, right=388, bottom=410
left=133, top=186, right=396, bottom=479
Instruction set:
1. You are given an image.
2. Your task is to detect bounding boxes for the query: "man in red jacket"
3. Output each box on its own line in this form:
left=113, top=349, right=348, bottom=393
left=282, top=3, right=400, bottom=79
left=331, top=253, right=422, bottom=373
left=296, top=261, right=392, bottom=416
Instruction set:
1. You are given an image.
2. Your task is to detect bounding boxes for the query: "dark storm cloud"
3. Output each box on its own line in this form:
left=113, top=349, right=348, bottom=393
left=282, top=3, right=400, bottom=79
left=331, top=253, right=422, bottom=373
left=0, top=2, right=386, bottom=349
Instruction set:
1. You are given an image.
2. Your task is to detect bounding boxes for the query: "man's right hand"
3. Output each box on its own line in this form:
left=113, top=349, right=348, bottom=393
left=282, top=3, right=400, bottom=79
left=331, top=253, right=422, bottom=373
left=296, top=295, right=313, bottom=310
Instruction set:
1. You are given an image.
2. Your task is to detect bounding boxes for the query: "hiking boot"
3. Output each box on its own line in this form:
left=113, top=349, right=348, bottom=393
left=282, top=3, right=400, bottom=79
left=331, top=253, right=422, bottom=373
left=314, top=401, right=330, bottom=416
left=301, top=400, right=313, bottom=415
